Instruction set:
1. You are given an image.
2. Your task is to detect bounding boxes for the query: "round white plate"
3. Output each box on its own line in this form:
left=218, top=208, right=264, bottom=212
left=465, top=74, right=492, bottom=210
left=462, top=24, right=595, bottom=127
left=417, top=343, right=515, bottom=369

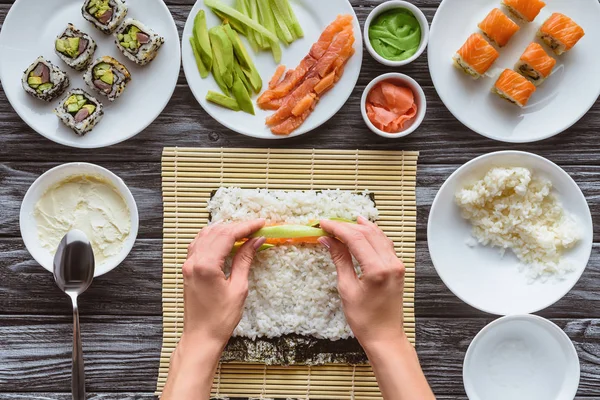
left=427, top=151, right=593, bottom=315
left=20, top=163, right=139, bottom=277
left=0, top=0, right=180, bottom=148
left=428, top=0, right=600, bottom=143
left=182, top=0, right=363, bottom=139
left=464, top=315, right=580, bottom=400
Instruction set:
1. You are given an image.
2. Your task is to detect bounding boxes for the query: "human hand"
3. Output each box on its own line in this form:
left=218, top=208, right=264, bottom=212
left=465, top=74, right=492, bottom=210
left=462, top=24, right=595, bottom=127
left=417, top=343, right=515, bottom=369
left=319, top=217, right=406, bottom=348
left=182, top=220, right=266, bottom=347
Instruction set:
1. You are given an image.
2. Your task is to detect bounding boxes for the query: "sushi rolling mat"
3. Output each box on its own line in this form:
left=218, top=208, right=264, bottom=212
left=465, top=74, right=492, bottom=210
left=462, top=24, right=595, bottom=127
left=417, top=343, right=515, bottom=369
left=157, top=147, right=418, bottom=399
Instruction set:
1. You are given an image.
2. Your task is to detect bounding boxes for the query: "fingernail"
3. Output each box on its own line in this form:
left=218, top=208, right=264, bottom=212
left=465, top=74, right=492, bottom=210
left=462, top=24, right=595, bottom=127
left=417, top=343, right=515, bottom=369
left=253, top=237, right=266, bottom=250
left=318, top=237, right=330, bottom=249
left=357, top=215, right=368, bottom=223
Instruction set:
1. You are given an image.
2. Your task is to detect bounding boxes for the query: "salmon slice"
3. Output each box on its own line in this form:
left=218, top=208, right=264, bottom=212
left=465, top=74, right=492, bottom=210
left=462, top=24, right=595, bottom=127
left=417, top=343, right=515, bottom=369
left=493, top=69, right=536, bottom=107
left=292, top=93, right=317, bottom=116
left=265, top=76, right=320, bottom=126
left=367, top=103, right=417, bottom=133
left=257, top=55, right=317, bottom=107
left=314, top=26, right=354, bottom=78
left=538, top=13, right=585, bottom=54
left=258, top=97, right=284, bottom=110
left=516, top=42, right=556, bottom=81
left=268, top=65, right=287, bottom=89
left=271, top=100, right=317, bottom=135
left=309, top=14, right=353, bottom=59
left=379, top=82, right=414, bottom=115
left=455, top=33, right=500, bottom=76
left=478, top=8, right=520, bottom=47
left=314, top=71, right=335, bottom=94
left=502, top=0, right=546, bottom=22
left=366, top=81, right=417, bottom=133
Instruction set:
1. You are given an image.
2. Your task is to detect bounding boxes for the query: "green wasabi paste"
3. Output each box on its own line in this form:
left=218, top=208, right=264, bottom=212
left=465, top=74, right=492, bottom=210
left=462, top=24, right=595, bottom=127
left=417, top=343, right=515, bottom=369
left=369, top=8, right=422, bottom=61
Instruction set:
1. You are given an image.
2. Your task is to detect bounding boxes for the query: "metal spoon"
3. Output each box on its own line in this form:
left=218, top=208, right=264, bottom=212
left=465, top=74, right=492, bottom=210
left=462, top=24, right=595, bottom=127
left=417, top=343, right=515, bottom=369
left=53, top=230, right=95, bottom=400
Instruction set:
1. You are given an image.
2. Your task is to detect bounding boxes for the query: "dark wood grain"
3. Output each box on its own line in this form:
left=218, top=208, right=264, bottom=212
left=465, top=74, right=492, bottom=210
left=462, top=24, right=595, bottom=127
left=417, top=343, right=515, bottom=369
left=1, top=0, right=599, bottom=398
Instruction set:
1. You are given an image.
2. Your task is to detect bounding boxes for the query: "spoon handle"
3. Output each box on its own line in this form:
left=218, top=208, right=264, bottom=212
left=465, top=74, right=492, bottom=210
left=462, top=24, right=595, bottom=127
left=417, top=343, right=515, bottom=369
left=71, top=295, right=85, bottom=400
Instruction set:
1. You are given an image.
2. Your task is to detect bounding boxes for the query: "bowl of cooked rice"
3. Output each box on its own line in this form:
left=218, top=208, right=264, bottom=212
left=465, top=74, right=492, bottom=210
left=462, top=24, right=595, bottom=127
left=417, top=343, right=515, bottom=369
left=427, top=151, right=593, bottom=315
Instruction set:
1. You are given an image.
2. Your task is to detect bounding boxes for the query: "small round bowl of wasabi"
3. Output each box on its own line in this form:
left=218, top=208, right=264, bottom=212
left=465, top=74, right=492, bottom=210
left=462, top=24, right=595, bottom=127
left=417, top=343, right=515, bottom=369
left=361, top=73, right=427, bottom=138
left=364, top=0, right=430, bottom=67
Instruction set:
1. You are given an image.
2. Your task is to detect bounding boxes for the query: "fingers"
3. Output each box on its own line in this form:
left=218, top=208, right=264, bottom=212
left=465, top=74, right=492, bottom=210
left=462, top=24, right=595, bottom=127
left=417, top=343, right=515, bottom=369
left=319, top=237, right=357, bottom=290
left=320, top=219, right=380, bottom=272
left=205, top=219, right=266, bottom=261
left=356, top=216, right=399, bottom=266
left=230, top=237, right=266, bottom=289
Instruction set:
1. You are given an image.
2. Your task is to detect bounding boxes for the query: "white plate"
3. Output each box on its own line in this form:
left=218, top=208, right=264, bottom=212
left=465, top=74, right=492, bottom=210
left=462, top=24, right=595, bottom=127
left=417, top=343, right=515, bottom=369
left=464, top=315, right=580, bottom=400
left=20, top=163, right=139, bottom=277
left=182, top=0, right=363, bottom=139
left=427, top=151, right=593, bottom=315
left=428, top=0, right=600, bottom=143
left=0, top=0, right=180, bottom=148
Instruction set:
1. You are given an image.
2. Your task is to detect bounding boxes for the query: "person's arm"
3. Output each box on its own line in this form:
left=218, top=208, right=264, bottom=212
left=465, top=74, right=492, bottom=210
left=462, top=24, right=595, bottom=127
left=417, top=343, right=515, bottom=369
left=319, top=217, right=435, bottom=400
left=162, top=220, right=266, bottom=400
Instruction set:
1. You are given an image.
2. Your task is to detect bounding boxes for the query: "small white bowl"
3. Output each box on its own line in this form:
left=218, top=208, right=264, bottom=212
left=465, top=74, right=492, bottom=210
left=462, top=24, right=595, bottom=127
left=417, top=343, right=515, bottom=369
left=464, top=315, right=580, bottom=400
left=361, top=73, right=427, bottom=138
left=364, top=0, right=430, bottom=67
left=20, top=163, right=139, bottom=278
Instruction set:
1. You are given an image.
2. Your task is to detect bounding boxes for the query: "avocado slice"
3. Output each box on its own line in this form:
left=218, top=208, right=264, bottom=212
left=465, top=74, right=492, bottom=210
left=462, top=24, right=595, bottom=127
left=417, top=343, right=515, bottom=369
left=209, top=26, right=234, bottom=88
left=231, top=74, right=254, bottom=115
left=66, top=95, right=78, bottom=105
left=206, top=90, right=240, bottom=111
left=28, top=76, right=43, bottom=86
left=193, top=10, right=213, bottom=71
left=211, top=56, right=230, bottom=95
left=82, top=104, right=96, bottom=114
left=100, top=70, right=114, bottom=85
left=223, top=25, right=262, bottom=93
left=55, top=39, right=67, bottom=54
left=190, top=36, right=209, bottom=78
left=66, top=37, right=80, bottom=58
left=233, top=62, right=252, bottom=94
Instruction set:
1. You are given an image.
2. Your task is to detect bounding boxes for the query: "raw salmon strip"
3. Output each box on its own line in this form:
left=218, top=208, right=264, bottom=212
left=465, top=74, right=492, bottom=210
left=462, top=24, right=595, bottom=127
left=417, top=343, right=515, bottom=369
left=478, top=8, right=520, bottom=47
left=309, top=14, right=353, bottom=59
left=493, top=69, right=536, bottom=107
left=313, top=26, right=354, bottom=78
left=515, top=42, right=556, bottom=85
left=538, top=13, right=585, bottom=55
left=257, top=55, right=317, bottom=106
left=292, top=93, right=317, bottom=116
left=501, top=0, right=545, bottom=22
left=314, top=71, right=335, bottom=94
left=453, top=33, right=500, bottom=78
left=366, top=81, right=417, bottom=133
left=268, top=65, right=287, bottom=89
left=271, top=101, right=317, bottom=135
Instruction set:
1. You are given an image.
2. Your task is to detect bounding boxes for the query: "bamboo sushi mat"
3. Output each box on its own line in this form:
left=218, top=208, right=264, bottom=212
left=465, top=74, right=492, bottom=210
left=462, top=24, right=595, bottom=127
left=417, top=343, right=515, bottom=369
left=157, top=147, right=419, bottom=399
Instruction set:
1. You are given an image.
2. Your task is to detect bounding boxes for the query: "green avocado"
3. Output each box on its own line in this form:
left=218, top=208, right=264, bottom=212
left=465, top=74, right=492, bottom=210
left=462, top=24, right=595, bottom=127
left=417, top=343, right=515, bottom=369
left=82, top=104, right=96, bottom=114
left=28, top=76, right=43, bottom=86
left=65, top=95, right=78, bottom=105
left=55, top=37, right=80, bottom=58
left=55, top=39, right=67, bottom=54
left=206, top=90, right=240, bottom=111
left=99, top=69, right=114, bottom=84
left=193, top=10, right=213, bottom=71
left=231, top=74, right=254, bottom=115
left=208, top=26, right=234, bottom=88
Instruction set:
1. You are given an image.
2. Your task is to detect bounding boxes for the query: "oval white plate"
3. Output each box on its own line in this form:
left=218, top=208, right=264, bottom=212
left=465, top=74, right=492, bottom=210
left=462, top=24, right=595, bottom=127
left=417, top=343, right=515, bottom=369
left=428, top=0, right=600, bottom=143
left=428, top=151, right=593, bottom=315
left=20, top=163, right=139, bottom=277
left=464, top=315, right=580, bottom=400
left=0, top=0, right=180, bottom=148
left=182, top=0, right=363, bottom=139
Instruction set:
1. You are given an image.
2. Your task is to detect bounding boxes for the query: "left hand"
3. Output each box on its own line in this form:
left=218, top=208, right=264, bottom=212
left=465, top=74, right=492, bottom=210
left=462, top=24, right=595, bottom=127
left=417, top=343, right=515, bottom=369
left=182, top=220, right=266, bottom=346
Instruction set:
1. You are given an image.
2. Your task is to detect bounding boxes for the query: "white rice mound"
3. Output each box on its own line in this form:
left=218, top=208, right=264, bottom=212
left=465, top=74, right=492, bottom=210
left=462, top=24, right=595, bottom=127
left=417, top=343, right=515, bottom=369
left=208, top=188, right=378, bottom=341
left=455, top=167, right=580, bottom=281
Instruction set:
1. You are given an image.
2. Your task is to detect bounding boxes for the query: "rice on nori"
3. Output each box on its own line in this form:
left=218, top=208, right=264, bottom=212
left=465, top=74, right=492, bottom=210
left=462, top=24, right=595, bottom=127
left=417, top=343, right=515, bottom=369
left=55, top=89, right=104, bottom=136
left=82, top=0, right=128, bottom=35
left=115, top=19, right=164, bottom=66
left=55, top=24, right=97, bottom=71
left=84, top=56, right=131, bottom=101
left=22, top=57, right=69, bottom=102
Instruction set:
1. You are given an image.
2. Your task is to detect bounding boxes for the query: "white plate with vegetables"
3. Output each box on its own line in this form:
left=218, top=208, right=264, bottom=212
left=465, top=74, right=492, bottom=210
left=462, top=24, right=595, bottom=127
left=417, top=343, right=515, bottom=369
left=0, top=0, right=180, bottom=148
left=182, top=0, right=363, bottom=139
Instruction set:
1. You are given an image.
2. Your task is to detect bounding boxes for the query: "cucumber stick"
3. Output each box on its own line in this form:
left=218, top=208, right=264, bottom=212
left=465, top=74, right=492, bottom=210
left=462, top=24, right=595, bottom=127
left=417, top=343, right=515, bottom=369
left=204, top=0, right=278, bottom=42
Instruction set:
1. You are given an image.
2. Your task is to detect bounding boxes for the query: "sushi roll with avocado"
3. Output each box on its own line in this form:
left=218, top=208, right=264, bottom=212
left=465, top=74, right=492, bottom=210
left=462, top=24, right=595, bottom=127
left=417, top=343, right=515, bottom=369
left=115, top=19, right=164, bottom=66
left=22, top=57, right=70, bottom=102
left=55, top=24, right=97, bottom=71
left=55, top=89, right=104, bottom=136
left=82, top=0, right=128, bottom=34
left=84, top=56, right=131, bottom=101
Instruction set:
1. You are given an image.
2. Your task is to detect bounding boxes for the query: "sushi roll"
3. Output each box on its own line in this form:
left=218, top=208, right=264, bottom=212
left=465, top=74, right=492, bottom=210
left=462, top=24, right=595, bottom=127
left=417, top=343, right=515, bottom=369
left=82, top=0, right=128, bottom=34
left=55, top=89, right=104, bottom=136
left=55, top=24, right=97, bottom=71
left=515, top=43, right=556, bottom=86
left=478, top=8, right=520, bottom=47
left=22, top=57, right=69, bottom=102
left=84, top=56, right=131, bottom=101
left=501, top=0, right=545, bottom=23
left=537, top=13, right=585, bottom=55
left=492, top=69, right=536, bottom=107
left=453, top=34, right=500, bottom=79
left=115, top=19, right=164, bottom=66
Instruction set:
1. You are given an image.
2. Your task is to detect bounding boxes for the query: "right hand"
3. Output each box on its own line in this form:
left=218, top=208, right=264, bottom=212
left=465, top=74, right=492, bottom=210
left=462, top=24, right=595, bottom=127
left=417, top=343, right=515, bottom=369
left=319, top=217, right=406, bottom=347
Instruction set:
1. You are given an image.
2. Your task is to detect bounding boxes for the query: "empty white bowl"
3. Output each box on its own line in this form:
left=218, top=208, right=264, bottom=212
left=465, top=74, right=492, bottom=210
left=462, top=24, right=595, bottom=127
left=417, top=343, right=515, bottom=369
left=364, top=0, right=429, bottom=67
left=361, top=73, right=427, bottom=138
left=464, top=315, right=580, bottom=400
left=20, top=163, right=139, bottom=277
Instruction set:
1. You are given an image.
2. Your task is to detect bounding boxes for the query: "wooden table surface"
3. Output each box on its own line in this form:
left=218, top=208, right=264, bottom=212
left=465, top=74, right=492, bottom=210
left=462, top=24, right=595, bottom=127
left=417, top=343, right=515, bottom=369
left=1, top=0, right=599, bottom=399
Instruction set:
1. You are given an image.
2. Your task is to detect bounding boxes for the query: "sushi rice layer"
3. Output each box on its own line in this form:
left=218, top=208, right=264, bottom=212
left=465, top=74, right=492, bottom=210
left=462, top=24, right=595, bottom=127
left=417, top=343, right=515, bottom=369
left=208, top=188, right=379, bottom=340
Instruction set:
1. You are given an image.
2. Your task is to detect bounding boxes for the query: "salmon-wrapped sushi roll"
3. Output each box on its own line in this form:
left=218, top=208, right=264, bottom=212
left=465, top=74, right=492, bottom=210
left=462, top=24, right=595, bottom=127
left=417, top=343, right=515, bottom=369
left=493, top=69, right=536, bottom=107
left=501, top=0, right=545, bottom=22
left=453, top=34, right=500, bottom=79
left=515, top=43, right=556, bottom=85
left=538, top=13, right=585, bottom=55
left=478, top=8, right=520, bottom=47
